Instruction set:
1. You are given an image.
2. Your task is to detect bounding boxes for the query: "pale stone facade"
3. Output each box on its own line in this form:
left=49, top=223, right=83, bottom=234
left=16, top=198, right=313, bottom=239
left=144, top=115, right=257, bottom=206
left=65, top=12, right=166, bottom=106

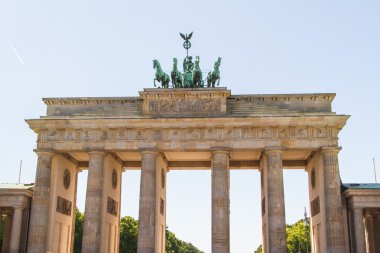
left=0, top=87, right=376, bottom=252
left=0, top=184, right=33, bottom=253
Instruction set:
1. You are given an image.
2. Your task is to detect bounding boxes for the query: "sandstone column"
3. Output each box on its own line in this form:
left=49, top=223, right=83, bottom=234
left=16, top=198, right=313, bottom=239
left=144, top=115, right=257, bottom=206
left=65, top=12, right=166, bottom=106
left=70, top=169, right=79, bottom=253
left=82, top=151, right=106, bottom=253
left=265, top=148, right=287, bottom=253
left=321, top=147, right=346, bottom=253
left=27, top=151, right=54, bottom=253
left=9, top=206, right=24, bottom=253
left=137, top=149, right=158, bottom=253
left=352, top=208, right=366, bottom=253
left=2, top=213, right=12, bottom=253
left=211, top=148, right=230, bottom=253
left=364, top=215, right=375, bottom=253
left=372, top=213, right=380, bottom=252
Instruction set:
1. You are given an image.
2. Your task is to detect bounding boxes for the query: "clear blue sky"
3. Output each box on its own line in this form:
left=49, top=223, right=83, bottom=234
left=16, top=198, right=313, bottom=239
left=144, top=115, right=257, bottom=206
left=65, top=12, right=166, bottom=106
left=1, top=1, right=379, bottom=252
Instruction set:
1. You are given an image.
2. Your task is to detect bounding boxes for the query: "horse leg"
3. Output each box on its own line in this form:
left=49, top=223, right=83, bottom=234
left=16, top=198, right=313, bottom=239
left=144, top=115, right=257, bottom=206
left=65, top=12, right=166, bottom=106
left=217, top=78, right=220, bottom=86
left=154, top=78, right=157, bottom=87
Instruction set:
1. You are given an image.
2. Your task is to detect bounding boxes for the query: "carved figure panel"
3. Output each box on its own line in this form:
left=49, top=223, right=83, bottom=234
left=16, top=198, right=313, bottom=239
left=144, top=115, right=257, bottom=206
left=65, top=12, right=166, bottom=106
left=148, top=99, right=221, bottom=113
left=107, top=196, right=118, bottom=217
left=56, top=196, right=72, bottom=216
left=39, top=126, right=339, bottom=144
left=311, top=196, right=320, bottom=217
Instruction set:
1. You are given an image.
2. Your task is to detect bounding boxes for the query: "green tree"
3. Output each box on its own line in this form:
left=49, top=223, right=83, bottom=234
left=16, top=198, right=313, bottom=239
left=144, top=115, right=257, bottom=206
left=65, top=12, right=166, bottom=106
left=73, top=208, right=84, bottom=253
left=253, top=218, right=311, bottom=253
left=166, top=229, right=203, bottom=253
left=119, top=216, right=138, bottom=253
left=73, top=209, right=203, bottom=253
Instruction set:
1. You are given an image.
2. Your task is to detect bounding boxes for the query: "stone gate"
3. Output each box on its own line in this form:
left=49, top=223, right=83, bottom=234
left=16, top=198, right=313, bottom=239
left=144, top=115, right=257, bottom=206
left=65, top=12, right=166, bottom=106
left=25, top=87, right=350, bottom=253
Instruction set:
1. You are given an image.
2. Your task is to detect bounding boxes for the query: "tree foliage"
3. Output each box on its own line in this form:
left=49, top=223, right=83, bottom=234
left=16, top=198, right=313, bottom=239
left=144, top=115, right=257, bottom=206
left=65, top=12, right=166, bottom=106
left=74, top=208, right=84, bottom=253
left=73, top=209, right=203, bottom=253
left=166, top=229, right=203, bottom=253
left=119, top=216, right=138, bottom=253
left=253, top=218, right=311, bottom=253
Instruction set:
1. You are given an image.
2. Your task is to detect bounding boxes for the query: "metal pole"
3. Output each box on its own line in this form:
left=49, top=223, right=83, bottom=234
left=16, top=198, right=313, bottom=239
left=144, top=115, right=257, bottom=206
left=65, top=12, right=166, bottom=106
left=373, top=158, right=377, bottom=183
left=18, top=160, right=22, bottom=184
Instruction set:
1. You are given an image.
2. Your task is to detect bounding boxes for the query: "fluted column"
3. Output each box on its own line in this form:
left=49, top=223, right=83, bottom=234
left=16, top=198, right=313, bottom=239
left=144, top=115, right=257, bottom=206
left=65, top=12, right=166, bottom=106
left=70, top=169, right=80, bottom=253
left=82, top=151, right=106, bottom=253
left=265, top=148, right=286, bottom=253
left=9, top=206, right=24, bottom=253
left=321, top=147, right=346, bottom=253
left=364, top=215, right=375, bottom=253
left=352, top=208, right=366, bottom=253
left=27, top=151, right=54, bottom=253
left=211, top=148, right=230, bottom=253
left=372, top=213, right=380, bottom=252
left=137, top=149, right=158, bottom=253
left=2, top=213, right=12, bottom=253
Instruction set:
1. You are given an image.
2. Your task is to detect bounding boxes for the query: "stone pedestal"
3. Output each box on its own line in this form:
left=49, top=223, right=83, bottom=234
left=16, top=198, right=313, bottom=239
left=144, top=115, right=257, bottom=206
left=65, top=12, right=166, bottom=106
left=82, top=151, right=106, bottom=253
left=137, top=150, right=158, bottom=253
left=352, top=208, right=366, bottom=253
left=211, top=149, right=230, bottom=253
left=9, top=207, right=24, bottom=253
left=27, top=151, right=54, bottom=253
left=322, top=147, right=346, bottom=253
left=265, top=148, right=287, bottom=253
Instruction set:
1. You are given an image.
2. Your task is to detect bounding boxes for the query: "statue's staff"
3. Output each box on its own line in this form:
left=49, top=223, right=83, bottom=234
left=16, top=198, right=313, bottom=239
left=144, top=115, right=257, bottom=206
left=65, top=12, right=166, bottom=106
left=180, top=32, right=193, bottom=57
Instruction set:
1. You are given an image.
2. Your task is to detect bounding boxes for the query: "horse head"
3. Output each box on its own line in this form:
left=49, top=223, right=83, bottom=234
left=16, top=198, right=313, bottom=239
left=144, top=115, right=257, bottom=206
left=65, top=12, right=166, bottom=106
left=194, top=56, right=200, bottom=66
left=173, top=58, right=177, bottom=66
left=215, top=57, right=222, bottom=67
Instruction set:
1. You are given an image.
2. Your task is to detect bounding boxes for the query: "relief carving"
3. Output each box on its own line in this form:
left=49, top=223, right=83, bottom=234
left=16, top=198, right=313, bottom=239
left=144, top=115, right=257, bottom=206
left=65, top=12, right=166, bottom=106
left=148, top=99, right=221, bottom=113
left=41, top=126, right=338, bottom=143
left=65, top=131, right=75, bottom=141
left=317, top=128, right=327, bottom=138
left=241, top=128, right=251, bottom=138
left=46, top=131, right=58, bottom=141
left=279, top=128, right=289, bottom=139
left=107, top=196, right=118, bottom=217
left=296, top=128, right=308, bottom=139
left=56, top=196, right=72, bottom=216
left=262, top=128, right=272, bottom=139
left=82, top=130, right=93, bottom=141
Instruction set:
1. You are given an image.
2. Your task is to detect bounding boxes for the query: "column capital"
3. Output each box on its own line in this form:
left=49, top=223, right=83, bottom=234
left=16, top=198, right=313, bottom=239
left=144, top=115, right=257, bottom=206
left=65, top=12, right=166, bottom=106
left=140, top=148, right=158, bottom=155
left=88, top=150, right=106, bottom=156
left=33, top=149, right=55, bottom=157
left=321, top=146, right=341, bottom=154
left=264, top=146, right=285, bottom=154
left=352, top=207, right=364, bottom=213
left=210, top=147, right=229, bottom=155
left=12, top=206, right=25, bottom=211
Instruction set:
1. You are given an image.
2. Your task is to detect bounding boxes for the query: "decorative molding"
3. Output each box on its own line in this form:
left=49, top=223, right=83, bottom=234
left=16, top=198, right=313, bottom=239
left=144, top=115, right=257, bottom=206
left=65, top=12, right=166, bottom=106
left=38, top=126, right=339, bottom=143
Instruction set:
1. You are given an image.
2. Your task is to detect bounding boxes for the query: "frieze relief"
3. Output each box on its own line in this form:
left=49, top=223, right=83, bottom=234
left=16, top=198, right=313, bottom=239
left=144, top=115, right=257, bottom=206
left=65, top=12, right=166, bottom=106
left=148, top=99, right=221, bottom=113
left=38, top=126, right=338, bottom=143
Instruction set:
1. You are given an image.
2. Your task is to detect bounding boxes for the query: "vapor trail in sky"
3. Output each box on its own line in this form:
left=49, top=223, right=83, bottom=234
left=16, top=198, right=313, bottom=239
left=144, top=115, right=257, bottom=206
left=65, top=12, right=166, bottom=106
left=4, top=33, right=24, bottom=65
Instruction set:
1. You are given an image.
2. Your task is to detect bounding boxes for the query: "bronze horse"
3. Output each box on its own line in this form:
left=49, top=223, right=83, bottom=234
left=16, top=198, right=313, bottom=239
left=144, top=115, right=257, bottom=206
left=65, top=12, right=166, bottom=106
left=207, top=57, right=222, bottom=88
left=171, top=58, right=183, bottom=88
left=192, top=56, right=203, bottom=87
left=153, top=60, right=170, bottom=88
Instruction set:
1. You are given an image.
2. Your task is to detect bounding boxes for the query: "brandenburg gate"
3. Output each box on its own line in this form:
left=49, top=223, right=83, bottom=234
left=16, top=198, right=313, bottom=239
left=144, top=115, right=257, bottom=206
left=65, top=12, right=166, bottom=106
left=20, top=32, right=356, bottom=253
left=25, top=87, right=350, bottom=253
